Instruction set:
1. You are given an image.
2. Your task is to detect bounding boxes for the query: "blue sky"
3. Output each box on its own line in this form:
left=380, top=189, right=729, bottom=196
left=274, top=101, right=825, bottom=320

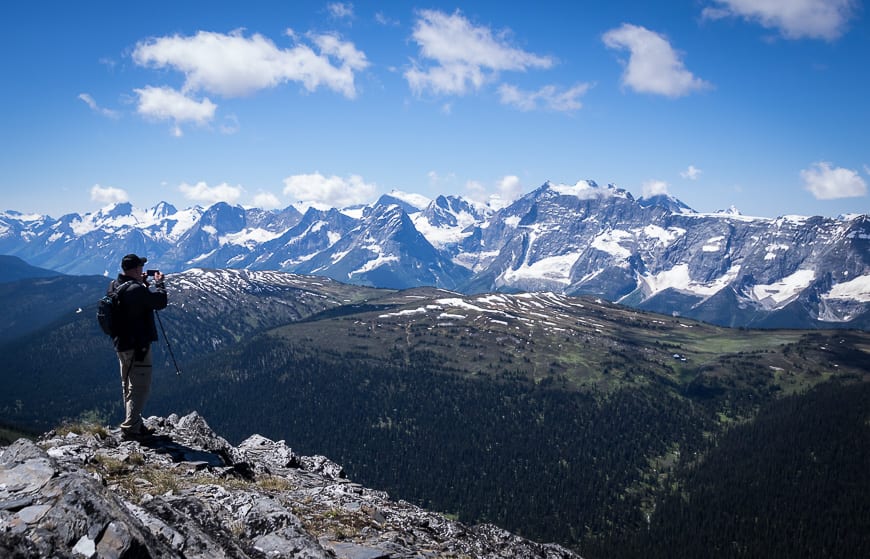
left=1, top=0, right=867, bottom=219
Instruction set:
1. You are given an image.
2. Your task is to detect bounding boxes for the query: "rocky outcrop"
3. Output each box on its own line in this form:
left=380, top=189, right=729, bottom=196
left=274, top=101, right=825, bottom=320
left=0, top=412, right=580, bottom=558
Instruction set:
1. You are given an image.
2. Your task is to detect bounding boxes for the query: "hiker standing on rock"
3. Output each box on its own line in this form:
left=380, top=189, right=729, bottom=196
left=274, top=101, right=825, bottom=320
left=110, top=253, right=167, bottom=440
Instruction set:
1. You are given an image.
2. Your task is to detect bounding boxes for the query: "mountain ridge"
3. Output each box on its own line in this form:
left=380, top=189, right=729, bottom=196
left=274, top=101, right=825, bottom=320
left=2, top=180, right=868, bottom=329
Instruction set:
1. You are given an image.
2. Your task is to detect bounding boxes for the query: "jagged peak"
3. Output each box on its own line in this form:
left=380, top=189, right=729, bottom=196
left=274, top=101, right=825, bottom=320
left=716, top=205, right=742, bottom=216
left=151, top=201, right=178, bottom=217
left=98, top=201, right=134, bottom=218
left=638, top=193, right=696, bottom=214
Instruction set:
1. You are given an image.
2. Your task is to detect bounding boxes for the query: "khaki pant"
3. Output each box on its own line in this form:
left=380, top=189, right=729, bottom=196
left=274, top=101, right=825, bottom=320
left=118, top=346, right=152, bottom=433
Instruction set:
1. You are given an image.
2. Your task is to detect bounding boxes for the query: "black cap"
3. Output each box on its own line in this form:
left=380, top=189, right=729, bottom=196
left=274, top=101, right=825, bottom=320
left=121, top=253, right=147, bottom=271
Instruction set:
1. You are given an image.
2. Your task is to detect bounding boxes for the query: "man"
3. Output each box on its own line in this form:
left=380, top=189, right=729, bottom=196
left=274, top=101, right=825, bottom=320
left=110, top=253, right=168, bottom=440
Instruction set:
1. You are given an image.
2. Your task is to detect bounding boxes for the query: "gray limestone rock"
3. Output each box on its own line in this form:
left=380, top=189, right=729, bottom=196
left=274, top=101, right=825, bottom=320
left=0, top=412, right=581, bottom=559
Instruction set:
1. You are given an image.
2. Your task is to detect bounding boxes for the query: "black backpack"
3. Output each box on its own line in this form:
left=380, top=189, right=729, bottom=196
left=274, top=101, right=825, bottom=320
left=97, top=280, right=133, bottom=337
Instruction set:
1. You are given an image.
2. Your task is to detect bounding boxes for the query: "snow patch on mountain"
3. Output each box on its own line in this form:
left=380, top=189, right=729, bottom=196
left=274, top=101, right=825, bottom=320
left=643, top=225, right=684, bottom=244
left=638, top=263, right=742, bottom=298
left=165, top=208, right=205, bottom=239
left=220, top=228, right=283, bottom=247
left=351, top=253, right=399, bottom=278
left=591, top=230, right=632, bottom=259
left=764, top=244, right=791, bottom=260
left=339, top=207, right=365, bottom=219
left=548, top=180, right=626, bottom=200
left=1, top=210, right=44, bottom=222
left=503, top=216, right=522, bottom=228
left=500, top=252, right=581, bottom=286
left=387, top=190, right=431, bottom=211
left=413, top=211, right=479, bottom=248
left=750, top=269, right=816, bottom=308
left=703, top=236, right=726, bottom=252
left=823, top=275, right=870, bottom=303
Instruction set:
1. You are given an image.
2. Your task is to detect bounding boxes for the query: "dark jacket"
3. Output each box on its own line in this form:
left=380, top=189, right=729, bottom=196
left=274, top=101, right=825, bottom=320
left=110, top=274, right=168, bottom=352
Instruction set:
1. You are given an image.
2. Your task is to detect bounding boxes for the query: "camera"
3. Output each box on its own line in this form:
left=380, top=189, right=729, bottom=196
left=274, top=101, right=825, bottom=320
left=146, top=269, right=160, bottom=277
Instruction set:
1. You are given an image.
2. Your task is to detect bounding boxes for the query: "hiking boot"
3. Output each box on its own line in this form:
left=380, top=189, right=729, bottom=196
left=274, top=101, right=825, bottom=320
left=121, top=425, right=155, bottom=440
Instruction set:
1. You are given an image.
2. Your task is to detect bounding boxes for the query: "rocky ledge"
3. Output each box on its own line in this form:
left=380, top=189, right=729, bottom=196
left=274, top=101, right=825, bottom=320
left=1, top=412, right=580, bottom=558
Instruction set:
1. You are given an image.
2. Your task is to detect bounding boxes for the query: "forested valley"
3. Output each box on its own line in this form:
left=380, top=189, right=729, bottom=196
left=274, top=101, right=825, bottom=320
left=141, top=335, right=870, bottom=558
left=1, top=280, right=868, bottom=557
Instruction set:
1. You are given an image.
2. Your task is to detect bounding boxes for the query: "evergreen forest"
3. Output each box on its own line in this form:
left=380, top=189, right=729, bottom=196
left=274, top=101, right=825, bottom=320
left=1, top=278, right=868, bottom=558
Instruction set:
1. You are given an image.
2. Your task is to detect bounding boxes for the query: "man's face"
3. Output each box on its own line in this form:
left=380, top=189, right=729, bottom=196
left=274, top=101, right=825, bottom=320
left=130, top=265, right=144, bottom=280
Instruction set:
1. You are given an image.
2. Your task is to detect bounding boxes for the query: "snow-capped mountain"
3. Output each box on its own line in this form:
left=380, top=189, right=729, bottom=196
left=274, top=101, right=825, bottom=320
left=2, top=180, right=868, bottom=328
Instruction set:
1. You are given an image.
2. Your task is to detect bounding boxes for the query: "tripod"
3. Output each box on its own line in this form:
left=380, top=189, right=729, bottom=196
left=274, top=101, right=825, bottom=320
left=154, top=311, right=182, bottom=376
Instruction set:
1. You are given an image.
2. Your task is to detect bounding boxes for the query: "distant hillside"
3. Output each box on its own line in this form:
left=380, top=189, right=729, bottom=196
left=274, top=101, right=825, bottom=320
left=0, top=273, right=106, bottom=344
left=0, top=254, right=64, bottom=283
left=1, top=268, right=868, bottom=557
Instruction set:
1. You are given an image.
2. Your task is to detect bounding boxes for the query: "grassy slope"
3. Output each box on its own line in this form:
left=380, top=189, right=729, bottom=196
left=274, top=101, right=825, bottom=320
left=267, top=290, right=868, bottom=399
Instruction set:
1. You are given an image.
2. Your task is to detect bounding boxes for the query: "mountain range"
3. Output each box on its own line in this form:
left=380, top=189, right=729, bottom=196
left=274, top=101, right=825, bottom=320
left=2, top=180, right=868, bottom=329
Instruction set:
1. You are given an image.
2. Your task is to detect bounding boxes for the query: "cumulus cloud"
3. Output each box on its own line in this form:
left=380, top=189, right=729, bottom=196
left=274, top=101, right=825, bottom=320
left=132, top=29, right=369, bottom=99
left=801, top=162, right=867, bottom=199
left=602, top=23, right=710, bottom=98
left=498, top=83, right=591, bottom=112
left=78, top=93, right=119, bottom=118
left=179, top=181, right=244, bottom=204
left=282, top=172, right=377, bottom=208
left=252, top=191, right=283, bottom=209
left=134, top=86, right=217, bottom=135
left=90, top=184, right=129, bottom=204
left=405, top=9, right=553, bottom=96
left=681, top=165, right=703, bottom=180
left=702, top=0, right=856, bottom=41
left=464, top=175, right=525, bottom=208
left=496, top=175, right=525, bottom=201
left=642, top=179, right=670, bottom=197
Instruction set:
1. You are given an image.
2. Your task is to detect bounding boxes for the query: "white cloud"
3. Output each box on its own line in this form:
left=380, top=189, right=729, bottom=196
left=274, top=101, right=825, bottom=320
left=801, top=162, right=867, bottom=199
left=179, top=181, right=244, bottom=204
left=90, top=184, right=128, bottom=204
left=464, top=175, right=524, bottom=208
left=681, top=165, right=703, bottom=180
left=602, top=23, right=710, bottom=98
left=133, top=29, right=369, bottom=99
left=78, top=93, right=120, bottom=118
left=327, top=2, right=354, bottom=19
left=252, top=191, right=282, bottom=209
left=702, top=0, right=856, bottom=41
left=642, top=179, right=670, bottom=197
left=496, top=175, right=525, bottom=201
left=134, top=86, right=217, bottom=135
left=405, top=9, right=553, bottom=96
left=282, top=172, right=377, bottom=208
left=498, top=83, right=591, bottom=112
